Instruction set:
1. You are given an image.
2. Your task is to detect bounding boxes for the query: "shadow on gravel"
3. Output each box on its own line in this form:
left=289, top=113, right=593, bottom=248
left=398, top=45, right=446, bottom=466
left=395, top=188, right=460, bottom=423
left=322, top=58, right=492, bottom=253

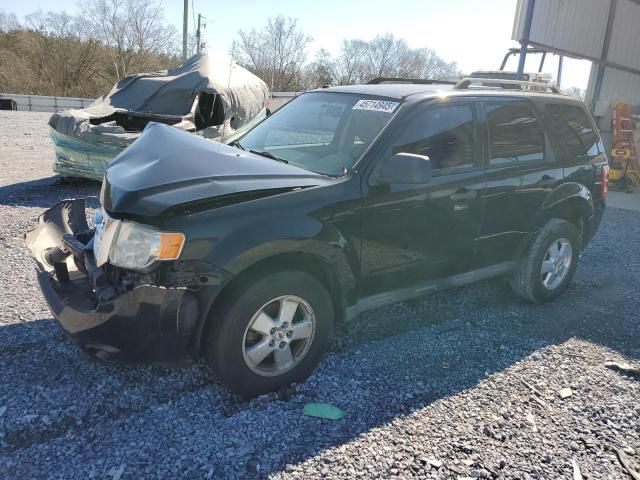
left=1, top=266, right=638, bottom=477
left=251, top=268, right=639, bottom=478
left=0, top=320, right=65, bottom=357
left=335, top=278, right=640, bottom=362
left=0, top=177, right=100, bottom=207
left=0, top=319, right=219, bottom=453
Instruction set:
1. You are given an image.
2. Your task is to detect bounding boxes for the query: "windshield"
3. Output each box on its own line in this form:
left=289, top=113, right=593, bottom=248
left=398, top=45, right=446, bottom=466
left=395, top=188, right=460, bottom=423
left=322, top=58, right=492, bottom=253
left=238, top=92, right=399, bottom=175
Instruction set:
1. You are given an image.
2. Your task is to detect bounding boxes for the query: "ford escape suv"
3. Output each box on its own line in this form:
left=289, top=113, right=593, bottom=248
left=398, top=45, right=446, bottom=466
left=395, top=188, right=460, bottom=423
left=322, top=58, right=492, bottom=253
left=27, top=79, right=608, bottom=396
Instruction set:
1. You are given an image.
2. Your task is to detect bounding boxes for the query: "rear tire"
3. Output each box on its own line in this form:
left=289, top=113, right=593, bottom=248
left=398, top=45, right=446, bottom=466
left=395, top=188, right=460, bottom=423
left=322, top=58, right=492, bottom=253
left=205, top=271, right=334, bottom=397
left=510, top=219, right=580, bottom=303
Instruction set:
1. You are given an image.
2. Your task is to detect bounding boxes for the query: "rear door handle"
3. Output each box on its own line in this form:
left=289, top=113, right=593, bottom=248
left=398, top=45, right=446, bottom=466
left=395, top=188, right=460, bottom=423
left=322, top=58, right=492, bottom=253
left=450, top=190, right=478, bottom=202
left=537, top=174, right=557, bottom=185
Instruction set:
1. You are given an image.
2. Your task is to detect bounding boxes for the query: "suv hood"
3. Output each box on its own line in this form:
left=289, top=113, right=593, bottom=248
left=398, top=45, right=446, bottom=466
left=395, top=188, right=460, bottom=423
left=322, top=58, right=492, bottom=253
left=101, top=122, right=330, bottom=217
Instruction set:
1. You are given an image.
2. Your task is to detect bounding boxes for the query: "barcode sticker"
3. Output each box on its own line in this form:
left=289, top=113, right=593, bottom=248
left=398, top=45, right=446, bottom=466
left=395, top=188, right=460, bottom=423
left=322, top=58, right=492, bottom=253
left=352, top=99, right=399, bottom=113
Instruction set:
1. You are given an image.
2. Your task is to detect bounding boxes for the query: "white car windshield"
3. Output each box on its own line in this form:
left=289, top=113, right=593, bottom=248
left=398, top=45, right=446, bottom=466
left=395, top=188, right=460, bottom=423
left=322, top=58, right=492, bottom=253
left=237, top=92, right=400, bottom=176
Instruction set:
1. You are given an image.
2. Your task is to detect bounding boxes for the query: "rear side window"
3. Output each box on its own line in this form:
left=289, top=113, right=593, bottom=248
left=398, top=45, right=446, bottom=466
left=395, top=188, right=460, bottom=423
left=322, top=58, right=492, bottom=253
left=486, top=102, right=545, bottom=166
left=546, top=103, right=600, bottom=161
left=392, top=104, right=475, bottom=171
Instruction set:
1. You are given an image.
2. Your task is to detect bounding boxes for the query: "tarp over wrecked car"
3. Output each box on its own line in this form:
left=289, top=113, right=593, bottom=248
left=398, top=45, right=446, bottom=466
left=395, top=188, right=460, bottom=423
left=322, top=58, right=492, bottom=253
left=48, top=52, right=269, bottom=180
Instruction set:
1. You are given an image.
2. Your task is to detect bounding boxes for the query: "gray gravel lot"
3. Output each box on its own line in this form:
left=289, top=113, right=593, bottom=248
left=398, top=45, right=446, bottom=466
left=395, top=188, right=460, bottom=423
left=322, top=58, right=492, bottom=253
left=0, top=111, right=639, bottom=479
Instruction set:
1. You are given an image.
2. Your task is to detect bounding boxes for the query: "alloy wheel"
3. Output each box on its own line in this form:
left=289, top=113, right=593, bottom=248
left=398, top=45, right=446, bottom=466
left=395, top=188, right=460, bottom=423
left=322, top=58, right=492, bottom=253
left=242, top=295, right=316, bottom=377
left=541, top=238, right=573, bottom=290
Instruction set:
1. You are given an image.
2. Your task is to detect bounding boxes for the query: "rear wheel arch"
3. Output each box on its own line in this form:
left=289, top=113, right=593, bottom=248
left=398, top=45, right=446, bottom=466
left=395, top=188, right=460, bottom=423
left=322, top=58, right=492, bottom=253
left=196, top=251, right=347, bottom=356
left=512, top=193, right=593, bottom=262
left=542, top=194, right=594, bottom=246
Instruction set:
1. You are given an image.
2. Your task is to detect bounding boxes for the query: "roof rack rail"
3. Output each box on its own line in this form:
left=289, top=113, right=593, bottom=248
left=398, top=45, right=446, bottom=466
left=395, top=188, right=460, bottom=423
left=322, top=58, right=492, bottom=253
left=367, top=77, right=457, bottom=85
left=454, top=77, right=562, bottom=94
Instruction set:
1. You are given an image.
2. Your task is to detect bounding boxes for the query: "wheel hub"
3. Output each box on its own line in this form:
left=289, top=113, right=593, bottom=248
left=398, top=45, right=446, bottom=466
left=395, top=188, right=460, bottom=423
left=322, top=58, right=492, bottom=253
left=541, top=238, right=573, bottom=290
left=273, top=326, right=293, bottom=347
left=242, top=295, right=316, bottom=377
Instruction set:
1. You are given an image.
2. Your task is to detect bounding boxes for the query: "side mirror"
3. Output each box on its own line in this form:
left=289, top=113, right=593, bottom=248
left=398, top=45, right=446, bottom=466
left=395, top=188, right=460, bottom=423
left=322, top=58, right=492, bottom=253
left=377, top=153, right=432, bottom=184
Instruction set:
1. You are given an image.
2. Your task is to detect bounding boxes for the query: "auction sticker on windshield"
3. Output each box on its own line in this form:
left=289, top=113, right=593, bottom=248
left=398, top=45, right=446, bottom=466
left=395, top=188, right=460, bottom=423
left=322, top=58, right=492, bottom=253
left=352, top=99, right=399, bottom=113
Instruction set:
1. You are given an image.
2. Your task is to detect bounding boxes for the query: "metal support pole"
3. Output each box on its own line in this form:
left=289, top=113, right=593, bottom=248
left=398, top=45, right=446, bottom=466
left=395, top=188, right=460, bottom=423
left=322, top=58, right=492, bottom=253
left=538, top=52, right=546, bottom=73
left=500, top=50, right=513, bottom=70
left=590, top=0, right=617, bottom=114
left=517, top=0, right=537, bottom=79
left=182, top=0, right=188, bottom=61
left=556, top=56, right=564, bottom=88
left=196, top=14, right=202, bottom=53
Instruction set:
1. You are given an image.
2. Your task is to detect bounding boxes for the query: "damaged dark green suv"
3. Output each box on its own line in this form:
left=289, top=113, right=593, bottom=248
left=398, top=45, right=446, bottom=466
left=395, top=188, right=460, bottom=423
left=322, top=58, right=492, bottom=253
left=27, top=82, right=608, bottom=396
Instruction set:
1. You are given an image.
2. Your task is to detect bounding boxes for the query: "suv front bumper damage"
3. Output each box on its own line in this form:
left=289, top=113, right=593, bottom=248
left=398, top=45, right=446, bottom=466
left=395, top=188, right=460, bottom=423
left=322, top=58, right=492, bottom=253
left=26, top=199, right=192, bottom=362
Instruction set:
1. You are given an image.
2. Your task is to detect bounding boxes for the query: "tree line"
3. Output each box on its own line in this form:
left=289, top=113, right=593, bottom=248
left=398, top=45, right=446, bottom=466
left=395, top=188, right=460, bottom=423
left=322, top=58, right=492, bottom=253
left=0, top=7, right=460, bottom=98
left=231, top=17, right=460, bottom=91
left=0, top=1, right=183, bottom=98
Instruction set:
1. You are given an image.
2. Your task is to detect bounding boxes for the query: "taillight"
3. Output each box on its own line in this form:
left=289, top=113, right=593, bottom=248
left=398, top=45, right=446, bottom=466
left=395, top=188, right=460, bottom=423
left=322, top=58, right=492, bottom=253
left=601, top=165, right=609, bottom=198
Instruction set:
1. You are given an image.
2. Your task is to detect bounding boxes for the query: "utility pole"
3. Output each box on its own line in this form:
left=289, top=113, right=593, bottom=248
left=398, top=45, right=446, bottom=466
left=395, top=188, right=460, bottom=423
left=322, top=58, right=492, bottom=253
left=196, top=13, right=202, bottom=53
left=182, top=0, right=188, bottom=61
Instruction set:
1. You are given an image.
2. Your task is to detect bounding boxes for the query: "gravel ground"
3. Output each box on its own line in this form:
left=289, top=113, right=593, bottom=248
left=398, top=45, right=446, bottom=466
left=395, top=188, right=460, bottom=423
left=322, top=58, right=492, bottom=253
left=0, top=111, right=639, bottom=480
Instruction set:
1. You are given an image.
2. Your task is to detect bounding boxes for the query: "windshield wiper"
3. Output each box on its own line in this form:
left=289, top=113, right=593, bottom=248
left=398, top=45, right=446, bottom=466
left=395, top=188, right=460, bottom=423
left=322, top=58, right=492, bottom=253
left=249, top=149, right=288, bottom=164
left=229, top=140, right=245, bottom=150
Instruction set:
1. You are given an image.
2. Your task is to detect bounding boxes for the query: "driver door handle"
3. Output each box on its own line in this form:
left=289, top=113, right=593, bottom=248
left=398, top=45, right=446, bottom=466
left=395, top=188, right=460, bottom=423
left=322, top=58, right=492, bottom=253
left=537, top=174, right=557, bottom=185
left=450, top=189, right=478, bottom=202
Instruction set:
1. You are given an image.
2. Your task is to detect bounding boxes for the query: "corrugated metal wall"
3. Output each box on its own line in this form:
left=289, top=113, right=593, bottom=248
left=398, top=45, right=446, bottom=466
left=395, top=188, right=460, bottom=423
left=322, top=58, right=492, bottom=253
left=513, top=0, right=640, bottom=112
left=513, top=0, right=610, bottom=60
left=589, top=67, right=640, bottom=115
left=608, top=0, right=640, bottom=71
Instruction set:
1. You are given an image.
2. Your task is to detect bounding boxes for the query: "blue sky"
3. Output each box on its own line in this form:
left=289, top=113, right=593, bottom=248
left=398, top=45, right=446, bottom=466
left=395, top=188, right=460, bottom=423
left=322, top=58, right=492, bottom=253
left=3, top=0, right=592, bottom=90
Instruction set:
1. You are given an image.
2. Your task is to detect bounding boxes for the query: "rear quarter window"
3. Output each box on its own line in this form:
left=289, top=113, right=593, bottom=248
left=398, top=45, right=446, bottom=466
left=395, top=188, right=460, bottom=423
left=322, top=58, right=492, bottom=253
left=545, top=103, right=601, bottom=162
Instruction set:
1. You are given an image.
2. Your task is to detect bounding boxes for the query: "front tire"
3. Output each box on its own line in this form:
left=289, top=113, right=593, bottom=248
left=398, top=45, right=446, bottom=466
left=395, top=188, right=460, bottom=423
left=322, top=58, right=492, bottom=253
left=205, top=271, right=334, bottom=397
left=510, top=219, right=580, bottom=303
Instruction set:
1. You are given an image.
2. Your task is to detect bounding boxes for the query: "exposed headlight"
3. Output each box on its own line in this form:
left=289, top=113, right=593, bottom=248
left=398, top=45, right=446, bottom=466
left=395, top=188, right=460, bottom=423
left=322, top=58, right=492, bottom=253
left=108, top=221, right=185, bottom=270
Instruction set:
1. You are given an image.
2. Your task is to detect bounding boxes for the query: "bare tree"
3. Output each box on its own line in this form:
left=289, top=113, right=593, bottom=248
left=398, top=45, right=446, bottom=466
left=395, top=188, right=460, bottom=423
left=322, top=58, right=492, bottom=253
left=1, top=5, right=181, bottom=97
left=3, top=6, right=459, bottom=98
left=232, top=16, right=312, bottom=91
left=332, top=39, right=369, bottom=85
left=306, top=33, right=460, bottom=87
left=301, top=49, right=334, bottom=89
left=23, top=10, right=104, bottom=96
left=0, top=31, right=36, bottom=93
left=411, top=48, right=459, bottom=80
left=0, top=10, right=20, bottom=32
left=366, top=34, right=409, bottom=79
left=85, top=0, right=178, bottom=81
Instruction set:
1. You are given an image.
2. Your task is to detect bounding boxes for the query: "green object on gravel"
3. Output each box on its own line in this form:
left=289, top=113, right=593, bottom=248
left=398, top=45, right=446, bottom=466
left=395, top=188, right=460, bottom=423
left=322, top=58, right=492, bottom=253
left=303, top=403, right=345, bottom=420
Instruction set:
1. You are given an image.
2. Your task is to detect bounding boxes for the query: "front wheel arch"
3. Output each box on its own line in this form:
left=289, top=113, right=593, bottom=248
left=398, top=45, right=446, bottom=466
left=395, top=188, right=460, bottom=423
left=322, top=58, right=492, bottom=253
left=203, top=270, right=335, bottom=396
left=195, top=252, right=346, bottom=357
